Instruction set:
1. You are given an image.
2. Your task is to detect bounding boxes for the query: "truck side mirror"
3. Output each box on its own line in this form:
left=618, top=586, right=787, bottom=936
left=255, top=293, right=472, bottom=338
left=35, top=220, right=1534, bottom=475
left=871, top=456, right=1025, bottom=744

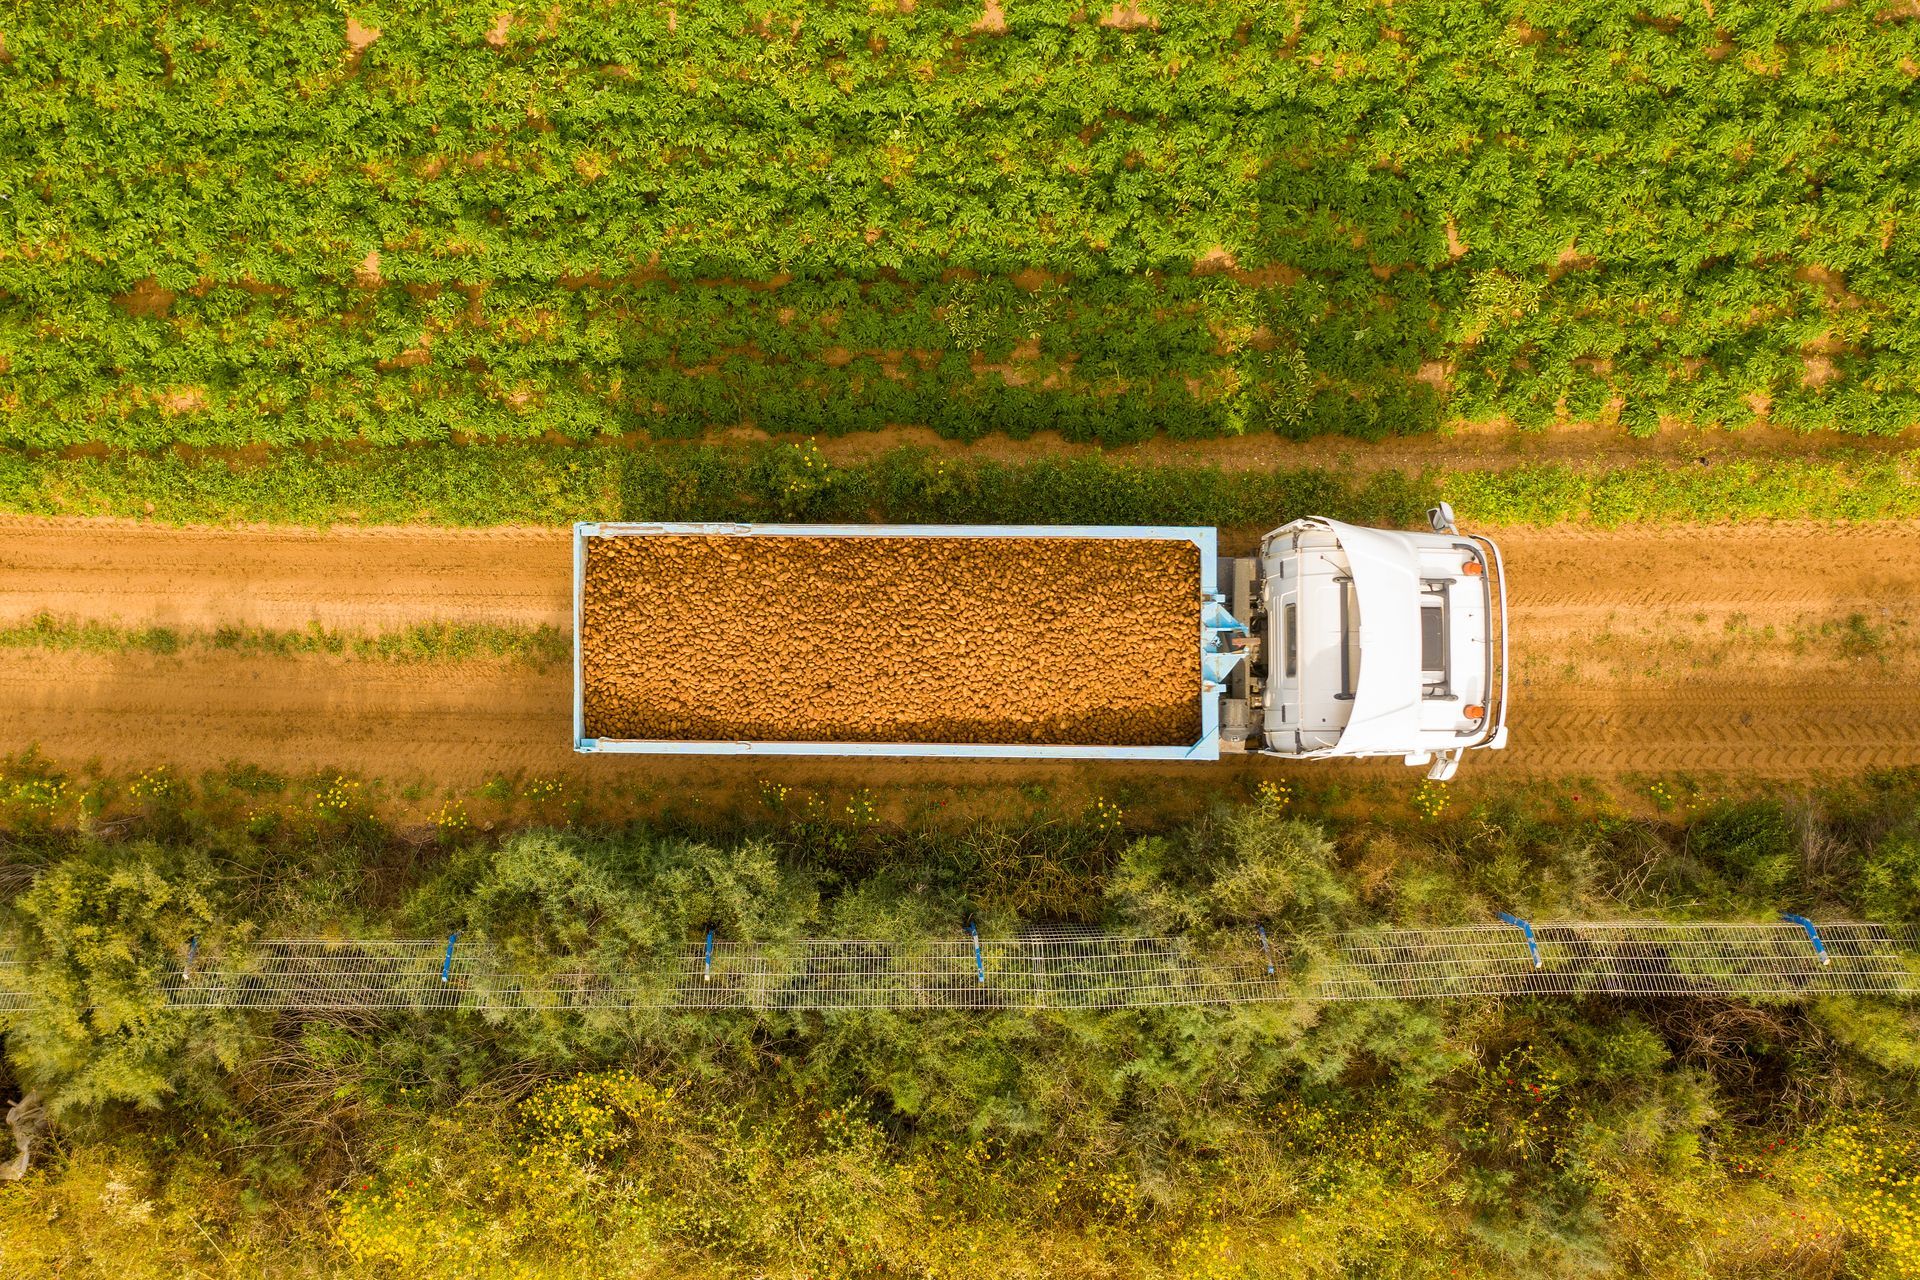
left=1427, top=503, right=1457, bottom=535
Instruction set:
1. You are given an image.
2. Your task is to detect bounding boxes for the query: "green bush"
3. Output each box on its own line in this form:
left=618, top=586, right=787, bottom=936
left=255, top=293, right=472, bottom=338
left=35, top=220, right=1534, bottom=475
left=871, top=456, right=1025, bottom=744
left=428, top=830, right=817, bottom=970
left=1108, top=802, right=1350, bottom=939
left=9, top=849, right=244, bottom=1113
left=1810, top=997, right=1920, bottom=1075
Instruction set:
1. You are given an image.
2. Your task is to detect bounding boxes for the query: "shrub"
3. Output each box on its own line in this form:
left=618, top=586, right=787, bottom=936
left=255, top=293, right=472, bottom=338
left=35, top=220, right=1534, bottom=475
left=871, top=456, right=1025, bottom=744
left=446, top=830, right=816, bottom=971
left=1107, top=805, right=1349, bottom=938
left=9, top=849, right=243, bottom=1113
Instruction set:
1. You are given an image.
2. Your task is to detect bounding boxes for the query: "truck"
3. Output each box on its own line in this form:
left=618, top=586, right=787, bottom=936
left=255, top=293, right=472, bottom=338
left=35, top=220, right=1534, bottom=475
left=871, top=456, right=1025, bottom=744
left=573, top=505, right=1508, bottom=779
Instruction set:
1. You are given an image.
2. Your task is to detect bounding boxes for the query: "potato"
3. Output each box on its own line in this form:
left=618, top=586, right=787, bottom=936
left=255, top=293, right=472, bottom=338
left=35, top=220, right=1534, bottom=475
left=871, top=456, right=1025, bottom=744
left=581, top=534, right=1200, bottom=746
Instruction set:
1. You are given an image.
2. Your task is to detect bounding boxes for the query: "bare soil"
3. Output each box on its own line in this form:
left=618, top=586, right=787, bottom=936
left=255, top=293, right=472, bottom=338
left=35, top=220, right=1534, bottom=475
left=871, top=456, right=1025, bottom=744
left=581, top=534, right=1200, bottom=745
left=0, top=518, right=570, bottom=631
left=2, top=518, right=1918, bottom=790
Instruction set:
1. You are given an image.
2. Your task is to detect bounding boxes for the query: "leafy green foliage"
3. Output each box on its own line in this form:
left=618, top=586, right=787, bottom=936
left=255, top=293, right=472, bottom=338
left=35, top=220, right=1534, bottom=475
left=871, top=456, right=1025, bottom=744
left=1688, top=798, right=1802, bottom=903
left=1862, top=832, right=1920, bottom=922
left=3, top=2, right=1918, bottom=446
left=1810, top=997, right=1920, bottom=1075
left=6, top=440, right=1919, bottom=529
left=429, top=829, right=816, bottom=972
left=3, top=779, right=1920, bottom=1274
left=1108, top=800, right=1351, bottom=938
left=8, top=849, right=243, bottom=1113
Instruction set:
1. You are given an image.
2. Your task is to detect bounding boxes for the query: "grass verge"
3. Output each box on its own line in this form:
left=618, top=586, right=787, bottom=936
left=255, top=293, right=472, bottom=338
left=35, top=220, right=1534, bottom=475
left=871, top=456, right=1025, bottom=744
left=0, top=616, right=570, bottom=667
left=3, top=443, right=1918, bottom=528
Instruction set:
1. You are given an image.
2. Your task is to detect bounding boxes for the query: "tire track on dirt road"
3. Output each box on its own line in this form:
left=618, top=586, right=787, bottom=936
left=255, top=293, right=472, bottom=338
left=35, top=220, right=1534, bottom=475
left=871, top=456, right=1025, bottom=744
left=2, top=519, right=1918, bottom=783
left=0, top=518, right=571, bottom=632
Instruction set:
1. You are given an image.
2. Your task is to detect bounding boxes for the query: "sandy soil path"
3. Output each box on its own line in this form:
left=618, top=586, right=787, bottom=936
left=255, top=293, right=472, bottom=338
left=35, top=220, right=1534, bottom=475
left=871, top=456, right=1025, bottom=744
left=2, top=519, right=1916, bottom=785
left=0, top=518, right=570, bottom=631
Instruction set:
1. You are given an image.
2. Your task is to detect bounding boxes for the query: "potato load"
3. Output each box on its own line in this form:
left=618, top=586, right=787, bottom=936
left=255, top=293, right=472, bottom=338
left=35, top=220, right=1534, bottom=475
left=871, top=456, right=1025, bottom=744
left=581, top=535, right=1201, bottom=745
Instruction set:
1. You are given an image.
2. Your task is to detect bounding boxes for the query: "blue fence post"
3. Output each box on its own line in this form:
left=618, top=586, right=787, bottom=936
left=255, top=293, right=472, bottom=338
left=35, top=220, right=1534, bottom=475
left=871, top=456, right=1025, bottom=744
left=703, top=927, right=716, bottom=983
left=1497, top=913, right=1543, bottom=969
left=440, top=931, right=459, bottom=984
left=966, top=923, right=985, bottom=985
left=1257, top=923, right=1276, bottom=977
left=1781, top=914, right=1831, bottom=966
left=183, top=935, right=199, bottom=981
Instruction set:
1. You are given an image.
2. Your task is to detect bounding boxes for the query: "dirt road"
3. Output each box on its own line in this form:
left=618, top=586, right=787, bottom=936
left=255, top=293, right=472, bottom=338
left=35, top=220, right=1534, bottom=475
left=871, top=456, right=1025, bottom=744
left=2, top=518, right=1917, bottom=787
left=0, top=518, right=571, bottom=631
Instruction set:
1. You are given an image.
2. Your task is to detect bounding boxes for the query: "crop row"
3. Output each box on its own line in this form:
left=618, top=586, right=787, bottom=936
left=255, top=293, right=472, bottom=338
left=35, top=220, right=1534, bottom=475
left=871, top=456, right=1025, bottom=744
left=3, top=440, right=1915, bottom=528
left=6, top=269, right=1905, bottom=447
left=1, top=2, right=1917, bottom=444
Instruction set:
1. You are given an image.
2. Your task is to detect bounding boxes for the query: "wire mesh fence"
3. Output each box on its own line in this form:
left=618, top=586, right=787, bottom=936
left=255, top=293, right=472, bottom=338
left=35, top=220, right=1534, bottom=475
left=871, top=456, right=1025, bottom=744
left=2, top=922, right=1913, bottom=1017
left=162, top=931, right=1266, bottom=1013
left=1318, top=922, right=1920, bottom=1001
left=0, top=943, right=24, bottom=1014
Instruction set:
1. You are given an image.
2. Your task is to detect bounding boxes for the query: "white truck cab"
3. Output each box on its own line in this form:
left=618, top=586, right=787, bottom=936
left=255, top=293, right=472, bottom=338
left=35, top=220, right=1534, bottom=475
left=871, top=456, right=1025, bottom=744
left=1220, top=505, right=1509, bottom=779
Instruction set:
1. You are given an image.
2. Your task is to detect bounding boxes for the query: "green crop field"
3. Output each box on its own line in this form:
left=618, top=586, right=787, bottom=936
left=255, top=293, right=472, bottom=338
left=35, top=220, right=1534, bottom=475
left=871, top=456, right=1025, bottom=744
left=3, top=0, right=1918, bottom=449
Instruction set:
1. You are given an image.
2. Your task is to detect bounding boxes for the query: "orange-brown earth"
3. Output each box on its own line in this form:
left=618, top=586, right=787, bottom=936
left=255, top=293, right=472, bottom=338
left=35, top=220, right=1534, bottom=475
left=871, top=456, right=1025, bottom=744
left=581, top=534, right=1200, bottom=745
left=2, top=518, right=1917, bottom=792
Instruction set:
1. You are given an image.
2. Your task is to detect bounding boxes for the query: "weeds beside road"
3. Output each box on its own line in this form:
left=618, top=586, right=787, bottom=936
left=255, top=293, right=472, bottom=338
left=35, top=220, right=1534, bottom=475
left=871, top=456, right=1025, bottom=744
left=4, top=441, right=1918, bottom=528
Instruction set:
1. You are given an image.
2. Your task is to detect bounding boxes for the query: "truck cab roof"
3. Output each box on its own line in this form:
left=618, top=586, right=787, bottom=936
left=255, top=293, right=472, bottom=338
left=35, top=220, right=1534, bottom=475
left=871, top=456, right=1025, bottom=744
left=1258, top=518, right=1504, bottom=766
